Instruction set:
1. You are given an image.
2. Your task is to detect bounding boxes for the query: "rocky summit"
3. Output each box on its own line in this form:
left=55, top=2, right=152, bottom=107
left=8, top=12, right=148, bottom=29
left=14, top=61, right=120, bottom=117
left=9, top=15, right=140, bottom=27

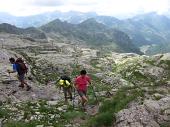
left=0, top=29, right=170, bottom=127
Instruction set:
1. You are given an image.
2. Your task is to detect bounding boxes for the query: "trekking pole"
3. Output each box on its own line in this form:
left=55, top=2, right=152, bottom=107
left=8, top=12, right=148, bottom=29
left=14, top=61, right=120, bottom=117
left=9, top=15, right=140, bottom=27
left=90, top=83, right=99, bottom=104
left=72, top=84, right=79, bottom=108
left=8, top=72, right=12, bottom=80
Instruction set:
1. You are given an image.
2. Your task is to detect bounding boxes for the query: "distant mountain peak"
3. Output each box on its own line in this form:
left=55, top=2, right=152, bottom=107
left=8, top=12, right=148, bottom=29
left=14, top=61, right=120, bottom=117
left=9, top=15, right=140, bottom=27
left=50, top=18, right=63, bottom=23
left=78, top=18, right=107, bottom=31
left=0, top=23, right=22, bottom=34
left=80, top=18, right=99, bottom=24
left=132, top=12, right=169, bottom=21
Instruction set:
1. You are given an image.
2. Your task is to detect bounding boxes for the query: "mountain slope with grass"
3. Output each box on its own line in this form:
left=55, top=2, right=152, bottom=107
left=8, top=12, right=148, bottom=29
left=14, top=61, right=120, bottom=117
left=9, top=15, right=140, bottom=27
left=94, top=13, right=170, bottom=55
left=0, top=23, right=47, bottom=40
left=94, top=13, right=170, bottom=45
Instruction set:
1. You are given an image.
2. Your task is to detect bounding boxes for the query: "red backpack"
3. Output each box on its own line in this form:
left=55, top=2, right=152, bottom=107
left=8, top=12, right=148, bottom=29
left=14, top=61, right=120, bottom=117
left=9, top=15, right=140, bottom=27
left=16, top=58, right=28, bottom=74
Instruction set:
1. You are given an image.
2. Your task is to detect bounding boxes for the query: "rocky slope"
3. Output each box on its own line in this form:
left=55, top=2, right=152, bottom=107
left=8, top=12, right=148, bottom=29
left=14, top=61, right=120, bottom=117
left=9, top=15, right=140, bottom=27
left=0, top=33, right=169, bottom=127
left=90, top=52, right=170, bottom=127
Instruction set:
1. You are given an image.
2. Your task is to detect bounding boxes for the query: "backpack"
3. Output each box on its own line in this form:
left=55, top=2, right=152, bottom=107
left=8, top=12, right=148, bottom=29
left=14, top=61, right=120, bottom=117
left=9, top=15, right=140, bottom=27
left=59, top=75, right=71, bottom=87
left=59, top=79, right=71, bottom=87
left=16, top=58, right=28, bottom=74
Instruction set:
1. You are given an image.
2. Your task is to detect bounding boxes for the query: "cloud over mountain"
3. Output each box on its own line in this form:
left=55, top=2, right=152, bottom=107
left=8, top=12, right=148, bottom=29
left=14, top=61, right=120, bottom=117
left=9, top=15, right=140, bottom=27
left=28, top=0, right=65, bottom=6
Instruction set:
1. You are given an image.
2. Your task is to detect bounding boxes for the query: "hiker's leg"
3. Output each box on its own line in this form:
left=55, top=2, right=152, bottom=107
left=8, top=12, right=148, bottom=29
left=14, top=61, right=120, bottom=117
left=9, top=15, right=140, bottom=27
left=59, top=86, right=62, bottom=93
left=19, top=80, right=24, bottom=88
left=68, top=87, right=72, bottom=100
left=23, top=79, right=28, bottom=86
left=24, top=79, right=31, bottom=90
left=23, top=75, right=31, bottom=89
left=82, top=90, right=88, bottom=107
left=78, top=90, right=87, bottom=107
left=20, top=74, right=31, bottom=91
left=80, top=95, right=88, bottom=111
left=63, top=87, right=68, bottom=102
left=18, top=75, right=24, bottom=88
left=82, top=95, right=88, bottom=106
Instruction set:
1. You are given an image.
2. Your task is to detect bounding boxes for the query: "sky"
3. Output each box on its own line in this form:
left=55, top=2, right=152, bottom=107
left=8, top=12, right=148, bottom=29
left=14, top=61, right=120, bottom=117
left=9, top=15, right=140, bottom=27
left=0, top=0, right=170, bottom=17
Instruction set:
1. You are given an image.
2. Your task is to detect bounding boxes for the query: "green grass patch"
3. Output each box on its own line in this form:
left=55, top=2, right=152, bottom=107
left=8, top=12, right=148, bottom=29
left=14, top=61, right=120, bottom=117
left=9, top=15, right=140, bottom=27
left=160, top=122, right=170, bottom=127
left=62, top=111, right=86, bottom=121
left=90, top=59, right=101, bottom=69
left=88, top=87, right=144, bottom=127
left=70, top=64, right=81, bottom=77
left=154, top=95, right=162, bottom=100
left=145, top=59, right=156, bottom=66
left=0, top=107, right=10, bottom=118
left=89, top=111, right=114, bottom=127
left=159, top=60, right=170, bottom=70
left=133, top=71, right=148, bottom=80
left=3, top=120, right=39, bottom=127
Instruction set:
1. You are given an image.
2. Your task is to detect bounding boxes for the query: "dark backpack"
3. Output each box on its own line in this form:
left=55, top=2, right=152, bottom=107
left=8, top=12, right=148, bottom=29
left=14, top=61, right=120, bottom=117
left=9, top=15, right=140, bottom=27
left=60, top=75, right=71, bottom=83
left=16, top=58, right=28, bottom=74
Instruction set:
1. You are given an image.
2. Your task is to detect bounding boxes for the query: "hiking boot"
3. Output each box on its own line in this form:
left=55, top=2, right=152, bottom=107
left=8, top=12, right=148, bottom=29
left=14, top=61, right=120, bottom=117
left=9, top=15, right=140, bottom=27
left=18, top=84, right=24, bottom=88
left=26, top=86, right=31, bottom=91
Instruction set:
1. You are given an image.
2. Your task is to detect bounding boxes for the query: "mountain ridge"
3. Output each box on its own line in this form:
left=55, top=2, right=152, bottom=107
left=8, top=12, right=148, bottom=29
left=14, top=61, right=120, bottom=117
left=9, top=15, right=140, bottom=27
left=40, top=18, right=142, bottom=54
left=0, top=19, right=142, bottom=54
left=1, top=11, right=170, bottom=54
left=0, top=23, right=47, bottom=39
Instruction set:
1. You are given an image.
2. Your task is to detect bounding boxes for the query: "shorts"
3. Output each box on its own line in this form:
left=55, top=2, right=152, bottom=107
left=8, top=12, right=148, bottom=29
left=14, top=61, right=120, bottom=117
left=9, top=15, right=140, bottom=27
left=63, top=86, right=72, bottom=93
left=77, top=90, right=87, bottom=97
left=18, top=74, right=25, bottom=81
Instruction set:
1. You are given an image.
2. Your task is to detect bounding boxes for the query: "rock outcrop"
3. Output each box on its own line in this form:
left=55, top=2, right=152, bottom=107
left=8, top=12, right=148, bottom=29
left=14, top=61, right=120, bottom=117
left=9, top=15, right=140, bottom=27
left=116, top=97, right=170, bottom=127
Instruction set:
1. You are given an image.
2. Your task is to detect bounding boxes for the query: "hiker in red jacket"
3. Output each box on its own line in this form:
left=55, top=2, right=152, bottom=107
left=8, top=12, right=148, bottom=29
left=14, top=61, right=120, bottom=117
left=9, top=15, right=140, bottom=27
left=74, top=69, right=91, bottom=110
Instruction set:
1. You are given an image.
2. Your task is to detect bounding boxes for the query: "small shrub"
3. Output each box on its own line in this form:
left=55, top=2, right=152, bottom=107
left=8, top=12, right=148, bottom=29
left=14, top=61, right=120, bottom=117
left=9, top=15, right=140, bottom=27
left=160, top=122, right=170, bottom=127
left=62, top=111, right=86, bottom=120
left=0, top=108, right=10, bottom=118
left=90, top=111, right=114, bottom=127
left=3, top=120, right=39, bottom=127
left=88, top=87, right=144, bottom=127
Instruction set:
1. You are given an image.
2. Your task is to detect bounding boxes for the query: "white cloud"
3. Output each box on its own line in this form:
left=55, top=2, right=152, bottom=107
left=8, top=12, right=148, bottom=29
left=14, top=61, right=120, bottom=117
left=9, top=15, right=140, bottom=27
left=67, top=0, right=98, bottom=5
left=0, top=0, right=169, bottom=16
left=27, top=0, right=65, bottom=6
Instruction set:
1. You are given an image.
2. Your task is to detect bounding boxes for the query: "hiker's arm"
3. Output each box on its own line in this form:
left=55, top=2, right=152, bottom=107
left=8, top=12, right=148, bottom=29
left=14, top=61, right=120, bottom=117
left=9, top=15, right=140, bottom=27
left=73, top=82, right=78, bottom=89
left=8, top=64, right=17, bottom=73
left=73, top=78, right=78, bottom=89
left=7, top=69, right=16, bottom=73
left=87, top=81, right=91, bottom=88
left=88, top=79, right=91, bottom=85
left=87, top=77, right=91, bottom=86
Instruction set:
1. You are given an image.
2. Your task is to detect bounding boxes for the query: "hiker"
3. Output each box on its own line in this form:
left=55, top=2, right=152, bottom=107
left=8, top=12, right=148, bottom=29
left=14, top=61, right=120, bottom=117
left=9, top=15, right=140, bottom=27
left=59, top=75, right=72, bottom=103
left=74, top=69, right=91, bottom=110
left=8, top=57, right=31, bottom=91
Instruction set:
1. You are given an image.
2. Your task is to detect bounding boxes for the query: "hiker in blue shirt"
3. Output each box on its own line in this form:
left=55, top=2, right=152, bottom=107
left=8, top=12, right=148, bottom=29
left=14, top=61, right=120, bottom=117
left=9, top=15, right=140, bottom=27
left=8, top=57, right=31, bottom=91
